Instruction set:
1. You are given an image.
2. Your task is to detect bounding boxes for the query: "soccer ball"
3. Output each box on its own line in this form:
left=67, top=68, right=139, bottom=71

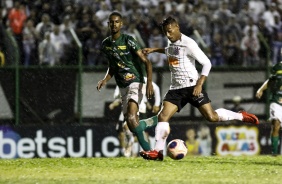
left=167, top=139, right=188, bottom=160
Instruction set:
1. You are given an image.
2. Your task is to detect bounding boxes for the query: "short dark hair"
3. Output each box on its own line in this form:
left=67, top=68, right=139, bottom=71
left=161, top=16, right=178, bottom=28
left=109, top=12, right=123, bottom=20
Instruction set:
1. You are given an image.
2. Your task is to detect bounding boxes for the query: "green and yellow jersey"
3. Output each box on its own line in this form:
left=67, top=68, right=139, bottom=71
left=101, top=34, right=145, bottom=88
left=269, top=74, right=282, bottom=105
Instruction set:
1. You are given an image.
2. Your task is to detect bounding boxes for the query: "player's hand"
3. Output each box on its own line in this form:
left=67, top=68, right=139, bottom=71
left=142, top=48, right=153, bottom=55
left=152, top=105, right=160, bottom=114
left=146, top=82, right=154, bottom=99
left=97, top=79, right=107, bottom=91
left=193, top=84, right=202, bottom=97
left=256, top=90, right=263, bottom=99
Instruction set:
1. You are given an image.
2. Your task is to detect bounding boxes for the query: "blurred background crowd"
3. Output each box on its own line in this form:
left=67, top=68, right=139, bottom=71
left=0, top=0, right=282, bottom=68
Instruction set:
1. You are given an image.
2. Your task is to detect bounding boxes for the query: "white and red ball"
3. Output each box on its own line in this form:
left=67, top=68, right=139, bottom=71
left=167, top=139, right=188, bottom=160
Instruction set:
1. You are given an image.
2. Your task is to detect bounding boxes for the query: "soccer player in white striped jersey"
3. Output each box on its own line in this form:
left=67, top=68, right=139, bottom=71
left=139, top=16, right=259, bottom=161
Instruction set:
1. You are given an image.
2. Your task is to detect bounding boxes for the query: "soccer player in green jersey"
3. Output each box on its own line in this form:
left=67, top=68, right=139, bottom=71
left=256, top=61, right=282, bottom=156
left=97, top=12, right=156, bottom=152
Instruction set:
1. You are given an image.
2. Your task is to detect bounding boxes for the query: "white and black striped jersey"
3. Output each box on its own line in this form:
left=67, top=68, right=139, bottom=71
left=165, top=34, right=211, bottom=90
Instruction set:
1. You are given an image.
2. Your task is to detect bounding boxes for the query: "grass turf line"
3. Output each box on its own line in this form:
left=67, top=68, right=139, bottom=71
left=0, top=156, right=282, bottom=184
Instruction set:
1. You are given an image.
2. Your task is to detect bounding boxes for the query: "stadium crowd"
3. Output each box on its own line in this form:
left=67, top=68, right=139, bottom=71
left=0, top=0, right=282, bottom=67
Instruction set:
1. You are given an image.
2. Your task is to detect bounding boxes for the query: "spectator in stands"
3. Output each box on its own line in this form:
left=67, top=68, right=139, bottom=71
left=243, top=17, right=259, bottom=36
left=36, top=2, right=52, bottom=24
left=95, top=1, right=111, bottom=27
left=0, top=0, right=281, bottom=69
left=213, top=1, right=232, bottom=25
left=75, top=12, right=93, bottom=44
left=60, top=15, right=75, bottom=34
left=112, top=1, right=128, bottom=16
left=59, top=15, right=76, bottom=42
left=223, top=33, right=241, bottom=66
left=148, top=27, right=166, bottom=49
left=210, top=32, right=225, bottom=66
left=85, top=32, right=103, bottom=66
left=126, top=1, right=144, bottom=19
left=261, top=3, right=280, bottom=28
left=22, top=19, right=39, bottom=66
left=224, top=14, right=242, bottom=42
left=240, top=29, right=260, bottom=66
left=35, top=14, right=54, bottom=41
left=248, top=0, right=265, bottom=23
left=50, top=25, right=69, bottom=64
left=210, top=12, right=225, bottom=39
left=90, top=14, right=105, bottom=38
left=8, top=0, right=27, bottom=65
left=236, top=3, right=252, bottom=28
left=38, top=32, right=57, bottom=66
left=257, top=18, right=273, bottom=66
left=185, top=128, right=200, bottom=155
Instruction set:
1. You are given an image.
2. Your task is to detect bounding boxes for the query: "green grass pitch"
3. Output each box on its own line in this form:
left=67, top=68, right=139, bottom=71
left=0, top=156, right=281, bottom=184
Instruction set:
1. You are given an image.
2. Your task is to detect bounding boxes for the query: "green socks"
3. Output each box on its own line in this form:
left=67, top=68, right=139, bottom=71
left=132, top=116, right=159, bottom=151
left=133, top=124, right=150, bottom=151
left=139, top=115, right=158, bottom=129
left=271, top=136, right=279, bottom=155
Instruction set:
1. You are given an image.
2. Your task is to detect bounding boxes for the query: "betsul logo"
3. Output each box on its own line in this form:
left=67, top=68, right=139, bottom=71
left=0, top=128, right=121, bottom=159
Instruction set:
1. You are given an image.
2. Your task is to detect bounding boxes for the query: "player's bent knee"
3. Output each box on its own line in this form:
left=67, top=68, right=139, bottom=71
left=126, top=114, right=138, bottom=127
left=273, top=120, right=281, bottom=131
left=205, top=115, right=218, bottom=122
left=158, top=112, right=170, bottom=122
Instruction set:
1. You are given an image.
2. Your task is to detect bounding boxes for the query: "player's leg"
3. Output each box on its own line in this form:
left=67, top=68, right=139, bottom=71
left=123, top=122, right=134, bottom=157
left=197, top=103, right=259, bottom=125
left=140, top=101, right=178, bottom=160
left=115, top=112, right=126, bottom=156
left=126, top=99, right=151, bottom=151
left=118, top=130, right=126, bottom=156
left=269, top=103, right=282, bottom=155
left=192, top=90, right=259, bottom=124
left=121, top=83, right=151, bottom=151
left=155, top=101, right=178, bottom=151
left=271, top=119, right=281, bottom=156
left=139, top=115, right=158, bottom=130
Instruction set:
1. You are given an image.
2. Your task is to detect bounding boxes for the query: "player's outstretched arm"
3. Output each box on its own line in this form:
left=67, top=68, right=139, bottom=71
left=142, top=48, right=165, bottom=55
left=97, top=67, right=114, bottom=91
left=256, top=79, right=269, bottom=99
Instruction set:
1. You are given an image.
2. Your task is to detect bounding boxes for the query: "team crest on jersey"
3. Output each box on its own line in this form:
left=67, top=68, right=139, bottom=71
left=173, top=46, right=180, bottom=55
left=124, top=73, right=136, bottom=81
left=117, top=61, right=125, bottom=68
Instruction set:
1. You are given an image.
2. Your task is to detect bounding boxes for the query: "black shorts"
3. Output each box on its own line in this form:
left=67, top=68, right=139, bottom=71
left=163, top=86, right=211, bottom=112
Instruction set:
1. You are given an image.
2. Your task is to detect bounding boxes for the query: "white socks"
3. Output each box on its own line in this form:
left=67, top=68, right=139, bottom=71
left=215, top=108, right=243, bottom=121
left=154, top=122, right=170, bottom=151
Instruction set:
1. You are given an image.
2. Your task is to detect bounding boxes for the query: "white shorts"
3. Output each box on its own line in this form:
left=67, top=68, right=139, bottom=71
left=269, top=102, right=282, bottom=125
left=120, top=82, right=143, bottom=115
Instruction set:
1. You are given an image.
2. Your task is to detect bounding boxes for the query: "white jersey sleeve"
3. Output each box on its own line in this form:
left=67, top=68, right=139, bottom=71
left=187, top=38, right=211, bottom=77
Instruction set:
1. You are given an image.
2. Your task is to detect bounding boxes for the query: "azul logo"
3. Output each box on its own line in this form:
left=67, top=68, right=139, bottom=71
left=216, top=126, right=260, bottom=156
left=0, top=129, right=120, bottom=159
